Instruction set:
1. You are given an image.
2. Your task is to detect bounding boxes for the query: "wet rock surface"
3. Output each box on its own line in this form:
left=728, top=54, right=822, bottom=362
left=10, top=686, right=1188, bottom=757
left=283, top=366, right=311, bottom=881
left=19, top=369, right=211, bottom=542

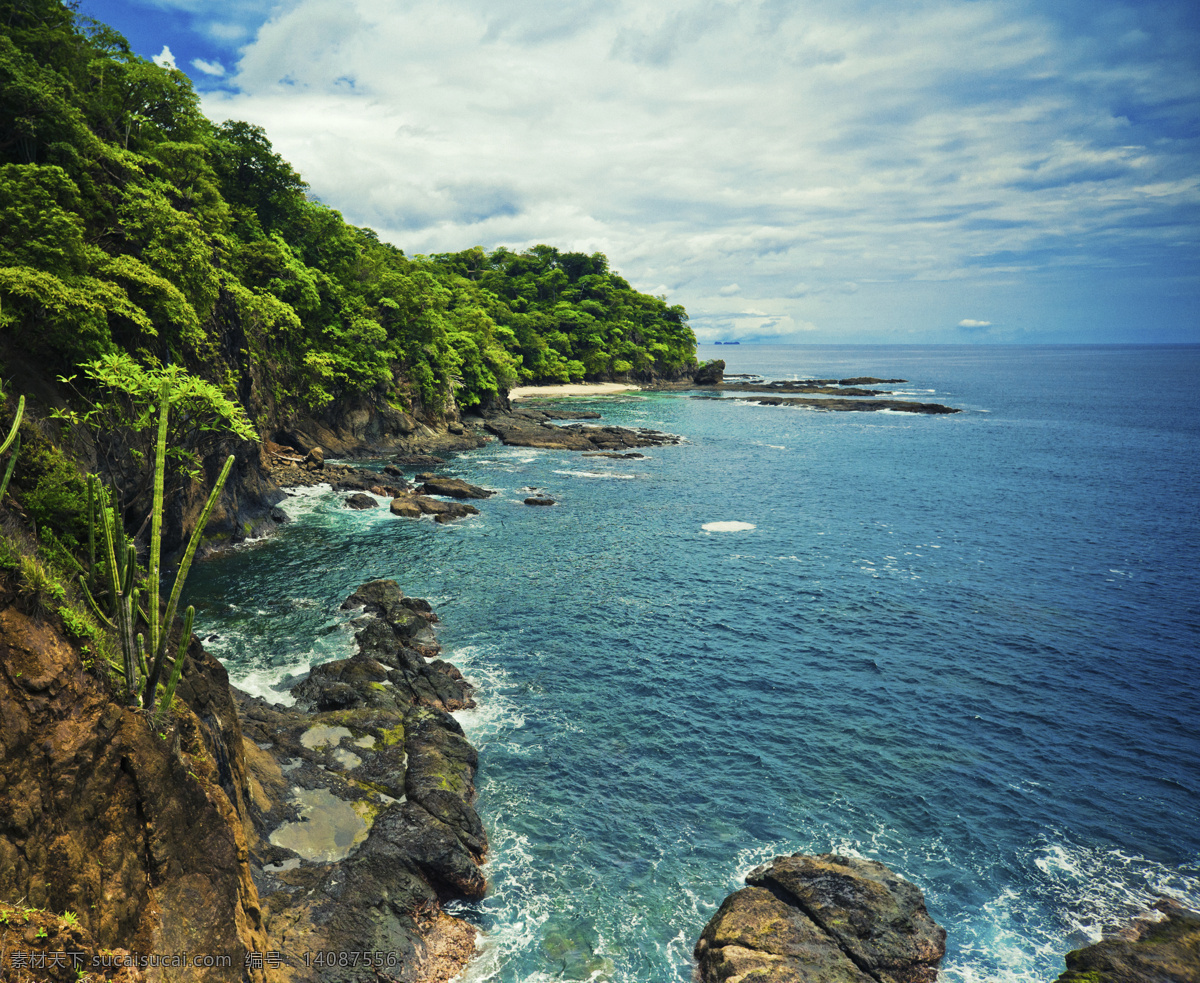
left=236, top=580, right=485, bottom=982
left=706, top=395, right=960, bottom=415
left=1054, top=898, right=1200, bottom=983
left=417, top=477, right=496, bottom=500
left=695, top=853, right=946, bottom=983
left=480, top=408, right=681, bottom=451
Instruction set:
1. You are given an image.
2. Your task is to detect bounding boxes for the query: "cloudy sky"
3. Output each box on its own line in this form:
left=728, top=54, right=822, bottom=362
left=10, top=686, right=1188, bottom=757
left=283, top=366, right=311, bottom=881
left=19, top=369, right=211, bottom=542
left=81, top=0, right=1199, bottom=344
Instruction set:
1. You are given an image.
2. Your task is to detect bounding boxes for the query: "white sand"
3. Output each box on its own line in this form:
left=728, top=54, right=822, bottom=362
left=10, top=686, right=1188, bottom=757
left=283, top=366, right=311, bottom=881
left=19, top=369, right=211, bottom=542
left=509, top=382, right=641, bottom=400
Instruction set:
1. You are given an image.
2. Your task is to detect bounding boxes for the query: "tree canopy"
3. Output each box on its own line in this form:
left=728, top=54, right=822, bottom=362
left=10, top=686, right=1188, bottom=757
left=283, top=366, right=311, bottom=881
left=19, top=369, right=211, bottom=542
left=0, top=0, right=697, bottom=420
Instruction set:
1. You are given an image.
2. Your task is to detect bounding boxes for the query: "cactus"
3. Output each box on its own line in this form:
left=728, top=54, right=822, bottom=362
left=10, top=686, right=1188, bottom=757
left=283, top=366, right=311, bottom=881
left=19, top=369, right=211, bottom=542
left=144, top=451, right=233, bottom=718
left=78, top=481, right=143, bottom=703
left=0, top=393, right=23, bottom=502
left=79, top=382, right=236, bottom=716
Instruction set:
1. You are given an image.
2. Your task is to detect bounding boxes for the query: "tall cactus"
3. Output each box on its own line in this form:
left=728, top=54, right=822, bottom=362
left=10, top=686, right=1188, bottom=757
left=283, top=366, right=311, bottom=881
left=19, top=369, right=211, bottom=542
left=79, top=382, right=236, bottom=718
left=0, top=393, right=23, bottom=501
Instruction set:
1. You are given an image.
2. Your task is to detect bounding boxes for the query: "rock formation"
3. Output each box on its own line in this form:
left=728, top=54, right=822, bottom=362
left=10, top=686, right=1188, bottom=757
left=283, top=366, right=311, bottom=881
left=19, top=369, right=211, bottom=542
left=480, top=408, right=681, bottom=451
left=0, top=607, right=270, bottom=982
left=235, top=580, right=486, bottom=982
left=695, top=853, right=946, bottom=983
left=1053, top=898, right=1200, bottom=982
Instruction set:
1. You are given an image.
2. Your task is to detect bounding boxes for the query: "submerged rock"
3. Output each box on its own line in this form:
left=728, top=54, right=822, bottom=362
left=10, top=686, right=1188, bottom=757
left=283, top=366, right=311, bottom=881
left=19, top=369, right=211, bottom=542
left=1054, top=898, right=1200, bottom=982
left=695, top=853, right=946, bottom=983
left=718, top=395, right=960, bottom=414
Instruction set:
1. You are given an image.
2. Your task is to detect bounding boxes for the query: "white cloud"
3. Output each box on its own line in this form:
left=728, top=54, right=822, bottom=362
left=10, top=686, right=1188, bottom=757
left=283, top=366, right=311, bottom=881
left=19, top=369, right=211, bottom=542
left=204, top=21, right=248, bottom=43
left=199, top=0, right=1200, bottom=341
left=959, top=319, right=992, bottom=328
left=152, top=44, right=176, bottom=70
left=191, top=58, right=226, bottom=77
left=718, top=283, right=741, bottom=296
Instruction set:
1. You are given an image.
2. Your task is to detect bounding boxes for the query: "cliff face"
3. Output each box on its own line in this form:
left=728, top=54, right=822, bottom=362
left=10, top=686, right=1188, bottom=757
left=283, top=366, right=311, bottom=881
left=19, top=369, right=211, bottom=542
left=0, top=570, right=487, bottom=982
left=0, top=600, right=269, bottom=981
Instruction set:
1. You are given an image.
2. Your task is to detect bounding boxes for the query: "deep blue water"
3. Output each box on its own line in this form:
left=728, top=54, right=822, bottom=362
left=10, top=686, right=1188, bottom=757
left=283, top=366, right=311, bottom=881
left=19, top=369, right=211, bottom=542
left=185, top=345, right=1200, bottom=982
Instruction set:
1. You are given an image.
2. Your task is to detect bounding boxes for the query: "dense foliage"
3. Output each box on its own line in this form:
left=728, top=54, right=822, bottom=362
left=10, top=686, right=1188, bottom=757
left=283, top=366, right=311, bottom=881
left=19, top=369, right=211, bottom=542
left=0, top=0, right=696, bottom=419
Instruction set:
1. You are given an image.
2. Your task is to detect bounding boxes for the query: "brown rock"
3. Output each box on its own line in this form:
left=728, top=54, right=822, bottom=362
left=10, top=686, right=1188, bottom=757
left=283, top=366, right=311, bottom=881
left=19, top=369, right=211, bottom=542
left=696, top=853, right=945, bottom=983
left=1054, top=898, right=1200, bottom=982
left=390, top=496, right=423, bottom=518
left=0, top=607, right=270, bottom=982
left=695, top=886, right=872, bottom=982
left=525, top=497, right=556, bottom=506
left=747, top=854, right=946, bottom=983
left=418, top=477, right=495, bottom=499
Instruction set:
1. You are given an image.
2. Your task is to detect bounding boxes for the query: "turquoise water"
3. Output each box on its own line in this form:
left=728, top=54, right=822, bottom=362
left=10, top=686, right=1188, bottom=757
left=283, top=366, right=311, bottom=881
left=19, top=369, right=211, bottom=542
left=186, top=345, right=1200, bottom=982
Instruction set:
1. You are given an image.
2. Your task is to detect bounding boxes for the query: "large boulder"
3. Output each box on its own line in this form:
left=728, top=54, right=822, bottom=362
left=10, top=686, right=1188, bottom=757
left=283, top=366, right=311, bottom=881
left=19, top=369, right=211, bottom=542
left=694, top=359, right=725, bottom=385
left=418, top=476, right=495, bottom=499
left=1054, top=898, right=1200, bottom=982
left=0, top=607, right=270, bottom=983
left=696, top=853, right=945, bottom=983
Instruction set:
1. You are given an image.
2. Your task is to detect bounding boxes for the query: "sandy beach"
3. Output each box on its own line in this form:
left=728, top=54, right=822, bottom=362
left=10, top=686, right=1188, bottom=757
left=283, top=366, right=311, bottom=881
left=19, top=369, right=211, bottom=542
left=508, top=382, right=641, bottom=400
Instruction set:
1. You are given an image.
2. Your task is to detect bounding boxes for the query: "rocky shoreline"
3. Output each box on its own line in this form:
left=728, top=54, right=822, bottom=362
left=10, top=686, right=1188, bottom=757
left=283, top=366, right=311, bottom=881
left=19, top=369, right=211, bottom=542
left=235, top=579, right=486, bottom=982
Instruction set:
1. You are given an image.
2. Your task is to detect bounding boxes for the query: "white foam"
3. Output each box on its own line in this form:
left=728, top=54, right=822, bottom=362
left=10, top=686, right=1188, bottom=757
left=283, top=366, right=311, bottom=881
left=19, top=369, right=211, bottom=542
left=552, top=470, right=637, bottom=480
left=229, top=666, right=298, bottom=706
left=702, top=521, right=756, bottom=532
left=276, top=483, right=334, bottom=520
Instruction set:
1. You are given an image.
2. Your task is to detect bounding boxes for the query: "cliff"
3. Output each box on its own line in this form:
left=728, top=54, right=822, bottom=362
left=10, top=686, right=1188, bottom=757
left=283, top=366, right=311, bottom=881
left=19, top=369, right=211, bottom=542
left=0, top=545, right=484, bottom=982
left=0, top=598, right=269, bottom=981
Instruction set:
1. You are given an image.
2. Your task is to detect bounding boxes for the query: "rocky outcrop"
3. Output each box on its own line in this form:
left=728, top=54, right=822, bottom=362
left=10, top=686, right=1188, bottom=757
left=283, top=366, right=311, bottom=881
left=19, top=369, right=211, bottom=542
left=0, top=603, right=270, bottom=982
left=1054, top=898, right=1200, bottom=982
left=236, top=580, right=486, bottom=982
left=694, top=359, right=725, bottom=385
left=389, top=496, right=480, bottom=523
left=695, top=853, right=946, bottom=983
left=274, top=396, right=487, bottom=461
left=416, top=477, right=495, bottom=500
left=481, top=409, right=681, bottom=451
left=706, top=395, right=960, bottom=415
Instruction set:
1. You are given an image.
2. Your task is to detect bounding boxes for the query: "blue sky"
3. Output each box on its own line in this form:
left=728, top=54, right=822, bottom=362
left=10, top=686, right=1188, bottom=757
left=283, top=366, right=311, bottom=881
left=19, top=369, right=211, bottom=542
left=80, top=0, right=1200, bottom=344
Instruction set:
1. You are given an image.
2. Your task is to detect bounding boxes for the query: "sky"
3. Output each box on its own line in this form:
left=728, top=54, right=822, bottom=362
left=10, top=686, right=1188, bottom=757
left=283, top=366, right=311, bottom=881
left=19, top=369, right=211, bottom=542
left=79, top=0, right=1200, bottom=344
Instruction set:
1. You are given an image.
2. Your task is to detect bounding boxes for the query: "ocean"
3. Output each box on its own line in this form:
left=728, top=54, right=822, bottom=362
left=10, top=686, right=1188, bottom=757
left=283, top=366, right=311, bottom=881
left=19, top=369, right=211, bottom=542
left=184, top=344, right=1200, bottom=982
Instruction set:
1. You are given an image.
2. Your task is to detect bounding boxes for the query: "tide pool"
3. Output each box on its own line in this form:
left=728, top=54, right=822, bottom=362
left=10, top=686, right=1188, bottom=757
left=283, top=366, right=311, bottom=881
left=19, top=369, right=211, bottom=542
left=185, top=345, right=1200, bottom=981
